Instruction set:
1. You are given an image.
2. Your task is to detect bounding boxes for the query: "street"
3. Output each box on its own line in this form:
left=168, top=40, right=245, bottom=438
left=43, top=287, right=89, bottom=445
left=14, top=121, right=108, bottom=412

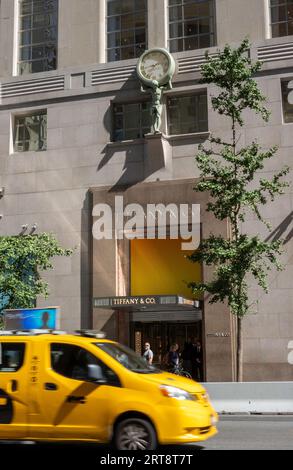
left=203, top=415, right=293, bottom=450
left=0, top=415, right=292, bottom=458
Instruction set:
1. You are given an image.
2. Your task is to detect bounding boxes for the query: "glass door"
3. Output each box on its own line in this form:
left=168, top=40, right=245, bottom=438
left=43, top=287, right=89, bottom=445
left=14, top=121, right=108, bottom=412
left=130, top=321, right=202, bottom=367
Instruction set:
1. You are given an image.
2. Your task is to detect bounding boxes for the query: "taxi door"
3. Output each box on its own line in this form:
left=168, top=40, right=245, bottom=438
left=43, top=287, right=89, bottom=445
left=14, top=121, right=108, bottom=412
left=0, top=339, right=30, bottom=439
left=28, top=339, right=121, bottom=441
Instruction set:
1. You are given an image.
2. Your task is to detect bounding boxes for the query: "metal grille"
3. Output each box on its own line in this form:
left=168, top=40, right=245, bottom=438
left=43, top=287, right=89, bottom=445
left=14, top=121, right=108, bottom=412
left=131, top=310, right=202, bottom=322
left=0, top=76, right=65, bottom=98
left=257, top=41, right=293, bottom=62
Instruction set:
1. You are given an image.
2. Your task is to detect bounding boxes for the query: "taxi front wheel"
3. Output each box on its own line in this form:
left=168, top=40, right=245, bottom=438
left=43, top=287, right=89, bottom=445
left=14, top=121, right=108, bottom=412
left=114, top=418, right=157, bottom=450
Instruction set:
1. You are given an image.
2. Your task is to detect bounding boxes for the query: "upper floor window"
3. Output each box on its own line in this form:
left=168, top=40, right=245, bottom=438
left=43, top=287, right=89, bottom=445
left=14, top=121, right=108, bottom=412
left=14, top=111, right=47, bottom=152
left=271, top=0, right=293, bottom=37
left=168, top=0, right=215, bottom=53
left=112, top=101, right=151, bottom=141
left=281, top=79, right=293, bottom=122
left=18, top=0, right=58, bottom=75
left=167, top=93, right=208, bottom=135
left=112, top=93, right=208, bottom=141
left=107, top=0, right=147, bottom=62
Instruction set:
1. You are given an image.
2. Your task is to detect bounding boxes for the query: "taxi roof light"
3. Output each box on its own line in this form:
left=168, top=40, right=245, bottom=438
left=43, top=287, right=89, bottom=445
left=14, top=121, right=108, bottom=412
left=75, top=329, right=106, bottom=339
left=0, top=329, right=67, bottom=336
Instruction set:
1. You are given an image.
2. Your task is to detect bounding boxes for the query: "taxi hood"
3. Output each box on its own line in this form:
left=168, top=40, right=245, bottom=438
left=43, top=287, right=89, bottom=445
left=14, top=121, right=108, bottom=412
left=135, top=371, right=206, bottom=393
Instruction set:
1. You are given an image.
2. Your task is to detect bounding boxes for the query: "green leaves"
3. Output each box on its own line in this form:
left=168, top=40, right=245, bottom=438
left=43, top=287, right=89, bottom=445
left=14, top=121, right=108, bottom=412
left=188, top=235, right=283, bottom=317
left=201, top=38, right=269, bottom=126
left=190, top=39, right=291, bottom=319
left=195, top=140, right=289, bottom=223
left=0, top=233, right=73, bottom=313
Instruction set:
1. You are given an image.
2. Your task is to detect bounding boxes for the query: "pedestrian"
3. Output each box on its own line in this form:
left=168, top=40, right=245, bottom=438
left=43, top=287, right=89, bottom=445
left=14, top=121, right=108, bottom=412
left=168, top=344, right=179, bottom=370
left=143, top=342, right=153, bottom=365
left=182, top=339, right=193, bottom=375
left=191, top=338, right=203, bottom=381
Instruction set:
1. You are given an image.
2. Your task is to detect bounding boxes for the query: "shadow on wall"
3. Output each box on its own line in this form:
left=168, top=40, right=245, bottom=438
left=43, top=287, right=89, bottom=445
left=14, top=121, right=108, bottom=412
left=201, top=212, right=293, bottom=307
left=92, top=312, right=118, bottom=341
left=97, top=74, right=211, bottom=192
left=80, top=190, right=92, bottom=329
left=79, top=193, right=125, bottom=336
left=96, top=72, right=168, bottom=192
left=265, top=210, right=293, bottom=245
left=97, top=140, right=167, bottom=192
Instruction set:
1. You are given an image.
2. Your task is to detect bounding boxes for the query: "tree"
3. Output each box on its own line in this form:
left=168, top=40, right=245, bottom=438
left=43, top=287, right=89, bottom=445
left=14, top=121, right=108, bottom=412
left=0, top=233, right=73, bottom=327
left=188, top=39, right=290, bottom=381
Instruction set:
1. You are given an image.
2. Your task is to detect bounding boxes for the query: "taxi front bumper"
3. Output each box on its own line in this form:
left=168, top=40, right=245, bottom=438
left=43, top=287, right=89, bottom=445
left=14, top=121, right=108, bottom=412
left=156, top=400, right=218, bottom=445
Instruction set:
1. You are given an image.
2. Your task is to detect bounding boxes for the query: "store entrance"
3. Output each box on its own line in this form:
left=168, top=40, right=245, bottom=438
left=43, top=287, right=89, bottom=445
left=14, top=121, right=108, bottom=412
left=130, top=321, right=202, bottom=367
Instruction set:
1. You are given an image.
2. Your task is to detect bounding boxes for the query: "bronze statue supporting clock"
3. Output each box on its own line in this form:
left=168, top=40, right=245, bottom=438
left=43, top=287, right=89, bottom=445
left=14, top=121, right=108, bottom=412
left=136, top=48, right=176, bottom=134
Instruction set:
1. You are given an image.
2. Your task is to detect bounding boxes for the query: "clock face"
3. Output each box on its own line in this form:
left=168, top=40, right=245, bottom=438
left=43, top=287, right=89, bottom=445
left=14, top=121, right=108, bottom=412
left=140, top=51, right=170, bottom=81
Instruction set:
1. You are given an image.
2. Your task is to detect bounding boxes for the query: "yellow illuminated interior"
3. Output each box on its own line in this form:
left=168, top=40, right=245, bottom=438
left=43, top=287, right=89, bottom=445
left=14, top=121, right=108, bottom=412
left=130, top=238, right=201, bottom=298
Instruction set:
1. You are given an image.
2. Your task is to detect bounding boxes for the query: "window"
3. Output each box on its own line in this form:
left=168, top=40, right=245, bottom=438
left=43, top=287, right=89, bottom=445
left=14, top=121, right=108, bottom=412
left=167, top=93, right=208, bottom=135
left=0, top=343, right=26, bottom=372
left=18, top=0, right=58, bottom=75
left=168, top=0, right=215, bottom=53
left=271, top=0, right=293, bottom=37
left=95, top=342, right=161, bottom=374
left=281, top=79, right=293, bottom=122
left=50, top=343, right=121, bottom=386
left=14, top=111, right=47, bottom=152
left=113, top=101, right=151, bottom=141
left=107, top=0, right=147, bottom=62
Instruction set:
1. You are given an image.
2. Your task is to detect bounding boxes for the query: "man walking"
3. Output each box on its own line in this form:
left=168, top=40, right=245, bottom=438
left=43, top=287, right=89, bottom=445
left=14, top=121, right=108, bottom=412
left=143, top=342, right=154, bottom=365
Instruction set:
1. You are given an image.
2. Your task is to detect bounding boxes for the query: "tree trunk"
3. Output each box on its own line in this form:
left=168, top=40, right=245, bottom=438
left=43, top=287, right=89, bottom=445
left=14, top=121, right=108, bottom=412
left=237, top=316, right=243, bottom=382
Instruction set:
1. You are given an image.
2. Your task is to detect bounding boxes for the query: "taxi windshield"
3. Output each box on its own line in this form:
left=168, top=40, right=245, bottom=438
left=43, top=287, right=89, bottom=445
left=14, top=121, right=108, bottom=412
left=95, top=342, right=161, bottom=374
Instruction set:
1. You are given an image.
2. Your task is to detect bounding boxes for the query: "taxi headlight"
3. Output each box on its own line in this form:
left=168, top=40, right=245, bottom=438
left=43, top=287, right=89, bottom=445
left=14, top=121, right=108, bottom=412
left=160, top=385, right=196, bottom=401
left=201, top=392, right=210, bottom=401
left=211, top=415, right=218, bottom=426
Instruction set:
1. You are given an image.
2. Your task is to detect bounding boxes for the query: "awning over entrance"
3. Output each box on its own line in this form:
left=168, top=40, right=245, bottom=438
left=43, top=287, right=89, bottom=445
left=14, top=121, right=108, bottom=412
left=93, top=295, right=201, bottom=312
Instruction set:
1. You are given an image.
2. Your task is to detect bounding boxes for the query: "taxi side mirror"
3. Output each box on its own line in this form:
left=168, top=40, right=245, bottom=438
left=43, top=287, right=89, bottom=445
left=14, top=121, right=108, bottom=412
left=87, top=364, right=107, bottom=384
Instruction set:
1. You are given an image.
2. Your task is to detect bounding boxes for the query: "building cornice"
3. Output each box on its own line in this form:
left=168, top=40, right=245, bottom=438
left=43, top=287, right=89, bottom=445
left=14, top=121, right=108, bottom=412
left=2, top=39, right=293, bottom=107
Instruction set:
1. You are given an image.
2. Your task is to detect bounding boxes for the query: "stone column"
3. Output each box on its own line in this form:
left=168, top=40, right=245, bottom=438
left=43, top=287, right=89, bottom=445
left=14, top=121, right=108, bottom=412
left=201, top=199, right=234, bottom=382
left=147, top=0, right=168, bottom=49
left=117, top=310, right=130, bottom=345
left=97, top=0, right=106, bottom=63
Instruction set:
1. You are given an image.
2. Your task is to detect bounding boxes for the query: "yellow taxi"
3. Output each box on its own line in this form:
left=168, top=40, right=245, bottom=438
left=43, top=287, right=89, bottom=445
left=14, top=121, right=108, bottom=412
left=0, top=330, right=218, bottom=450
